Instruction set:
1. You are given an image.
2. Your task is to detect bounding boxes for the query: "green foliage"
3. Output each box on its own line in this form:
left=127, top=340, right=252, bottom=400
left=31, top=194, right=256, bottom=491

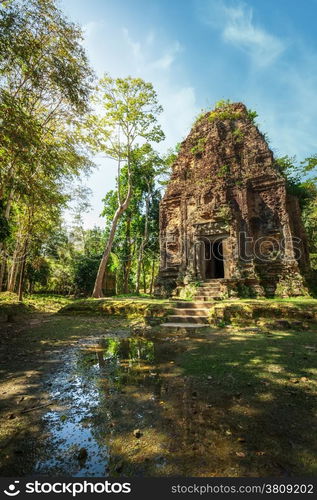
left=71, top=255, right=101, bottom=296
left=26, top=256, right=50, bottom=291
left=246, top=108, right=258, bottom=123
left=71, top=252, right=119, bottom=296
left=232, top=128, right=245, bottom=142
left=209, top=109, right=243, bottom=123
left=193, top=108, right=209, bottom=124
left=217, top=205, right=231, bottom=221
left=274, top=154, right=317, bottom=270
left=275, top=155, right=316, bottom=210
left=190, top=137, right=206, bottom=155
left=0, top=201, right=10, bottom=242
left=85, top=74, right=164, bottom=159
left=217, top=164, right=230, bottom=177
left=237, top=283, right=255, bottom=298
left=82, top=74, right=164, bottom=297
left=207, top=100, right=258, bottom=124
left=215, top=99, right=232, bottom=108
left=0, top=0, right=94, bottom=300
left=301, top=154, right=317, bottom=174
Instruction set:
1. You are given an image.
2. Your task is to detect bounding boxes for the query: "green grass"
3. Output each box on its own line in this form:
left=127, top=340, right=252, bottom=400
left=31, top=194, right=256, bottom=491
left=178, top=327, right=317, bottom=474
left=0, top=292, right=77, bottom=314
left=180, top=328, right=317, bottom=382
left=235, top=297, right=317, bottom=305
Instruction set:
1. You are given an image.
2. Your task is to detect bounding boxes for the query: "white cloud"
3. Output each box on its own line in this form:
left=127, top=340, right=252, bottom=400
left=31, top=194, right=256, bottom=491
left=223, top=4, right=285, bottom=66
left=205, top=1, right=286, bottom=67
left=151, top=41, right=182, bottom=70
left=122, top=27, right=142, bottom=60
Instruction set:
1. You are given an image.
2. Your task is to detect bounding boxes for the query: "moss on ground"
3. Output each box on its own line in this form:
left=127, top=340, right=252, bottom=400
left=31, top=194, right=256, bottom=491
left=59, top=297, right=171, bottom=324
left=0, top=292, right=78, bottom=316
left=209, top=298, right=317, bottom=326
left=178, top=326, right=317, bottom=475
left=0, top=293, right=171, bottom=325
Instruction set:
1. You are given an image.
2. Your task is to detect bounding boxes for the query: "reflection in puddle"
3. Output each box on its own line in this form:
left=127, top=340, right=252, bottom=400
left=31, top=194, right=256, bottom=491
left=35, top=337, right=163, bottom=476
left=35, top=333, right=239, bottom=476
left=24, top=323, right=317, bottom=478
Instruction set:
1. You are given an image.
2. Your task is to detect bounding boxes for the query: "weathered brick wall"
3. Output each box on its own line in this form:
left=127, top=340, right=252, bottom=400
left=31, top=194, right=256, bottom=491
left=156, top=103, right=309, bottom=298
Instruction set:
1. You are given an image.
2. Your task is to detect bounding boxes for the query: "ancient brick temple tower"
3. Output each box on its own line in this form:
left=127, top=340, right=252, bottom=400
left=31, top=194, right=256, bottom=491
left=156, top=102, right=310, bottom=298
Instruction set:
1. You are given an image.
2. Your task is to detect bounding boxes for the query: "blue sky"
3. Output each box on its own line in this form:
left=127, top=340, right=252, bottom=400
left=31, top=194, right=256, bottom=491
left=60, top=0, right=317, bottom=228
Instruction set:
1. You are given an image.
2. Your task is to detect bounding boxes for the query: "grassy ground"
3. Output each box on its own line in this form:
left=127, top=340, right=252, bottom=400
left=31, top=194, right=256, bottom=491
left=0, top=292, right=316, bottom=476
left=0, top=292, right=77, bottom=314
left=177, top=326, right=317, bottom=475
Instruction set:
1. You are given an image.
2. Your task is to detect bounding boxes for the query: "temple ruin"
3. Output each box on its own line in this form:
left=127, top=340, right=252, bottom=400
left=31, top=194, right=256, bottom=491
left=156, top=102, right=310, bottom=298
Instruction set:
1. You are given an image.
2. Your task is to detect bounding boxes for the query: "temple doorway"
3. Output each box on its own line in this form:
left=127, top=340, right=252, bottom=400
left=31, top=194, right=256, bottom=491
left=204, top=239, right=224, bottom=279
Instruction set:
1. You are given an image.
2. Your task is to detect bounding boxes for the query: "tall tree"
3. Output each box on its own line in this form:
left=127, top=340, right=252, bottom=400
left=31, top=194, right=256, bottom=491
left=0, top=0, right=94, bottom=296
left=85, top=75, right=164, bottom=297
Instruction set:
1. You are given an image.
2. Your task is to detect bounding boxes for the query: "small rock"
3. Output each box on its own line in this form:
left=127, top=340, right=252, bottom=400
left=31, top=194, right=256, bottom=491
left=115, top=461, right=123, bottom=473
left=77, top=447, right=88, bottom=460
left=272, top=320, right=291, bottom=330
left=133, top=429, right=142, bottom=438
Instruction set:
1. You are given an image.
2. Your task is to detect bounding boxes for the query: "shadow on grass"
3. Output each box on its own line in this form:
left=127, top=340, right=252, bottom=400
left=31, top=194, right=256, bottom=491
left=0, top=313, right=316, bottom=477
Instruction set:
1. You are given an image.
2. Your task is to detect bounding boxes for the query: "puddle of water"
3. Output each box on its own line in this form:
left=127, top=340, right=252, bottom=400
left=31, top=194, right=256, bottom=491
left=35, top=341, right=110, bottom=476
left=35, top=336, right=163, bottom=476
left=35, top=331, right=237, bottom=476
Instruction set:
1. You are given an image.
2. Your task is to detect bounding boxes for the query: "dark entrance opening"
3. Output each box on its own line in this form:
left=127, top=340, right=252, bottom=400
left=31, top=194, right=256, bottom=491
left=205, top=239, right=224, bottom=279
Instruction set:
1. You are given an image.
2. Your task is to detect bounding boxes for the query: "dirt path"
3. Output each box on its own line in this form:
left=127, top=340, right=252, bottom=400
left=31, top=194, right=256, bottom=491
left=0, top=313, right=316, bottom=477
left=0, top=313, right=134, bottom=475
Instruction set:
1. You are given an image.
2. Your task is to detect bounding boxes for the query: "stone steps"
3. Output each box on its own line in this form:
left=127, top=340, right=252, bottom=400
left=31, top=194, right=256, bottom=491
left=199, top=282, right=222, bottom=288
left=162, top=281, right=223, bottom=328
left=171, top=308, right=209, bottom=316
left=163, top=294, right=212, bottom=328
left=173, top=301, right=214, bottom=308
left=161, top=323, right=208, bottom=329
left=193, top=279, right=223, bottom=301
left=167, top=315, right=209, bottom=324
left=195, top=295, right=220, bottom=301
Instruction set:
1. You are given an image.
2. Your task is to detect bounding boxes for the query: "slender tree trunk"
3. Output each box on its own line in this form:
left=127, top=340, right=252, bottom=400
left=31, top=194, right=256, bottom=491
left=92, top=199, right=131, bottom=298
left=123, top=216, right=132, bottom=294
left=150, top=258, right=156, bottom=295
left=135, top=242, right=143, bottom=295
left=0, top=248, right=7, bottom=291
left=0, top=188, right=15, bottom=291
left=142, top=258, right=146, bottom=294
left=135, top=194, right=150, bottom=294
left=18, top=240, right=28, bottom=302
left=7, top=240, right=23, bottom=292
